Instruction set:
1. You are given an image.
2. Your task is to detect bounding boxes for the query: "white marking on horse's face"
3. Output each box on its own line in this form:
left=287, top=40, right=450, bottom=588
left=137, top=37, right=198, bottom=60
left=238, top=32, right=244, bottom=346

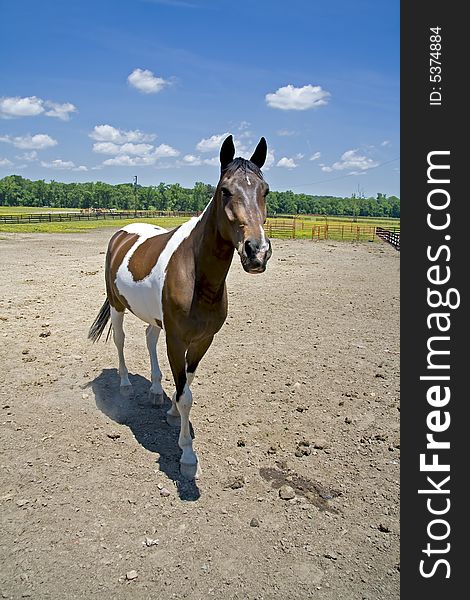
left=259, top=224, right=270, bottom=252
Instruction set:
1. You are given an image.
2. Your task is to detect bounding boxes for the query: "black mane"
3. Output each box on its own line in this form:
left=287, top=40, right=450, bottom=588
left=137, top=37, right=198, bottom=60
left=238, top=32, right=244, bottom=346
left=222, top=157, right=264, bottom=179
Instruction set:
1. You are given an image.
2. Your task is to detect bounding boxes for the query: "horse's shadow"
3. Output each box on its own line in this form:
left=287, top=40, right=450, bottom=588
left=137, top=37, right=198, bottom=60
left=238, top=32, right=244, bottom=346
left=88, top=368, right=200, bottom=501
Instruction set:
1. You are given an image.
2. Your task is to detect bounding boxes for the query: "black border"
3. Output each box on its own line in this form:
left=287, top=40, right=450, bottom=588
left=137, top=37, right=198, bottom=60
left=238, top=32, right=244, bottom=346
left=401, top=2, right=466, bottom=596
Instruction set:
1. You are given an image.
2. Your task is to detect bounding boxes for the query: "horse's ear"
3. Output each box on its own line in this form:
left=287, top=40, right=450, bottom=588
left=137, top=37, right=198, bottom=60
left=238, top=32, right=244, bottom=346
left=250, top=137, right=267, bottom=169
left=220, top=135, right=235, bottom=171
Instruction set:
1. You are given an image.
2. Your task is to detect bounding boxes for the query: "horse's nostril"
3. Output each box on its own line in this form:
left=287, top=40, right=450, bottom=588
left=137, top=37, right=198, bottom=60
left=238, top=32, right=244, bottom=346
left=244, top=239, right=257, bottom=258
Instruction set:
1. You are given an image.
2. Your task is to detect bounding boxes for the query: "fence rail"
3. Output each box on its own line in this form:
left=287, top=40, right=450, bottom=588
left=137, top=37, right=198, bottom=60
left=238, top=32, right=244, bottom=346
left=375, top=226, right=400, bottom=250
left=0, top=210, right=400, bottom=248
left=0, top=210, right=196, bottom=224
left=265, top=219, right=378, bottom=242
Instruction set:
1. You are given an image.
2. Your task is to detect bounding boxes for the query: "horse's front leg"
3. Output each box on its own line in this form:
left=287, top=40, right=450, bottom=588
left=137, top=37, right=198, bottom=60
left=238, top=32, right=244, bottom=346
left=166, top=335, right=213, bottom=424
left=166, top=335, right=199, bottom=479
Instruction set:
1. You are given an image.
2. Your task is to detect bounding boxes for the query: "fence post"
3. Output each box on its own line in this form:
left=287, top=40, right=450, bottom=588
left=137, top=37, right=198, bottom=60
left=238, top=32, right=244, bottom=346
left=292, top=218, right=296, bottom=239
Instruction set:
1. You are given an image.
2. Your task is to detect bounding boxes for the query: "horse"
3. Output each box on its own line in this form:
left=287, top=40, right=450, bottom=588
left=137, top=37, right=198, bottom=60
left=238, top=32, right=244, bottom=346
left=88, top=135, right=272, bottom=479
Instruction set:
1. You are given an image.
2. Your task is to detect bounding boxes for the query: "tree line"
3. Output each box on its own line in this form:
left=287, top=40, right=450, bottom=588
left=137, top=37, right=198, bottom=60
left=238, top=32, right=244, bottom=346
left=0, top=175, right=400, bottom=218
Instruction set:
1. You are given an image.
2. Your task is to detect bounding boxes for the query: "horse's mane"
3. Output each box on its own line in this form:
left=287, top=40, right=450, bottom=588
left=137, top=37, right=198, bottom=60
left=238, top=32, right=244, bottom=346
left=222, top=157, right=264, bottom=179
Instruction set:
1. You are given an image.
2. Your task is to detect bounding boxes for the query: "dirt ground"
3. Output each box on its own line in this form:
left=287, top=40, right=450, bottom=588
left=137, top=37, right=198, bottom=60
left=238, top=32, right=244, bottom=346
left=0, top=229, right=400, bottom=600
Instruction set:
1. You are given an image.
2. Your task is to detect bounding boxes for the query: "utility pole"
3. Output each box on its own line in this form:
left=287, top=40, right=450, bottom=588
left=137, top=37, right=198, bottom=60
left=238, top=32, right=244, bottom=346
left=133, top=175, right=138, bottom=217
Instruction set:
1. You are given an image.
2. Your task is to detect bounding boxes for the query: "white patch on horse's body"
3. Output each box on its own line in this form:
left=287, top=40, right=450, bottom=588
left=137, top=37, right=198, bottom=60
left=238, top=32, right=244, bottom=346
left=121, top=223, right=166, bottom=235
left=115, top=206, right=211, bottom=327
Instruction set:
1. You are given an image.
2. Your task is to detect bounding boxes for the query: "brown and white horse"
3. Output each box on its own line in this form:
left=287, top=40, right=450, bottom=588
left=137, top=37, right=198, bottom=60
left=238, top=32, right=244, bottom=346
left=88, top=135, right=272, bottom=478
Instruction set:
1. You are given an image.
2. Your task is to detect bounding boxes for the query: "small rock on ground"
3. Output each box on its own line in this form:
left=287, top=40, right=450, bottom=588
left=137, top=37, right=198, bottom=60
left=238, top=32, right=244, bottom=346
left=279, top=485, right=296, bottom=500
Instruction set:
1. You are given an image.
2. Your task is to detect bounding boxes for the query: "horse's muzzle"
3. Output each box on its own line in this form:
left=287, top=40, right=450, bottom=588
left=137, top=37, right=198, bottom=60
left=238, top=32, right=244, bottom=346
left=240, top=237, right=272, bottom=274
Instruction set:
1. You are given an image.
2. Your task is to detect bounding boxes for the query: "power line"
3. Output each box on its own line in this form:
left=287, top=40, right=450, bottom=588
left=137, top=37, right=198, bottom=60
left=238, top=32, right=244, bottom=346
left=288, top=157, right=400, bottom=190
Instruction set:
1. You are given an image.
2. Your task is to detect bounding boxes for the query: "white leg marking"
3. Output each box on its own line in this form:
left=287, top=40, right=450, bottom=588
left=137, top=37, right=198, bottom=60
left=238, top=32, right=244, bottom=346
left=176, top=383, right=199, bottom=478
left=146, top=325, right=164, bottom=405
left=167, top=391, right=180, bottom=418
left=110, top=307, right=132, bottom=394
left=166, top=369, right=194, bottom=420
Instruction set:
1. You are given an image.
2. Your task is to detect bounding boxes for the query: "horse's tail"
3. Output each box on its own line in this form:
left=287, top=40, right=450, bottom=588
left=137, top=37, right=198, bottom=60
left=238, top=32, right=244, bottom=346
left=88, top=298, right=112, bottom=343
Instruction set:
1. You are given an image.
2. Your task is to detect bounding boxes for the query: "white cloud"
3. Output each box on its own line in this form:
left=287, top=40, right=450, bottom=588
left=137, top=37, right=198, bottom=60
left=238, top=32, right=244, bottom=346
left=0, top=133, right=58, bottom=150
left=264, top=149, right=276, bottom=170
left=182, top=154, right=202, bottom=166
left=39, top=158, right=87, bottom=171
left=16, top=151, right=38, bottom=162
left=266, top=84, right=330, bottom=111
left=127, top=68, right=171, bottom=94
left=101, top=143, right=179, bottom=167
left=102, top=155, right=155, bottom=167
left=0, top=157, right=13, bottom=167
left=310, top=151, right=321, bottom=161
left=277, top=157, right=297, bottom=169
left=202, top=156, right=219, bottom=166
left=0, top=96, right=77, bottom=120
left=0, top=96, right=44, bottom=118
left=154, top=143, right=179, bottom=158
left=92, top=142, right=154, bottom=156
left=195, top=131, right=258, bottom=158
left=89, top=124, right=156, bottom=144
left=196, top=132, right=231, bottom=153
left=44, top=101, right=77, bottom=121
left=276, top=129, right=297, bottom=137
left=381, top=140, right=390, bottom=146
left=40, top=159, right=75, bottom=170
left=321, top=149, right=379, bottom=172
left=294, top=153, right=304, bottom=160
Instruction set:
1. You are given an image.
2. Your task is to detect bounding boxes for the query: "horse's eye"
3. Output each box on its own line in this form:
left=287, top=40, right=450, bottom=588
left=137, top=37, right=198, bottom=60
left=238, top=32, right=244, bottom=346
left=221, top=187, right=232, bottom=197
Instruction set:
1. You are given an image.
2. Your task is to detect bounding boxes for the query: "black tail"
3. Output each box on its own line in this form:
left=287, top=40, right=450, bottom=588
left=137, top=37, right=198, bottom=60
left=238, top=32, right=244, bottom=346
left=88, top=298, right=112, bottom=343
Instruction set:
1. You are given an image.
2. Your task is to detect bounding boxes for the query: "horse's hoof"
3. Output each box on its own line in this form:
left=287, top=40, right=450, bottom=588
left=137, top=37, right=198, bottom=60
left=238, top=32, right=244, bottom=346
left=166, top=413, right=181, bottom=427
left=120, top=384, right=134, bottom=397
left=149, top=391, right=164, bottom=406
left=180, top=461, right=200, bottom=480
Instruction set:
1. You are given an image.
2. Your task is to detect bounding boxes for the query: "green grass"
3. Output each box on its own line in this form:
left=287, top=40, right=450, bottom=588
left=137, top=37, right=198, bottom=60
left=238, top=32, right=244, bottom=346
left=0, top=216, right=190, bottom=234
left=0, top=212, right=400, bottom=241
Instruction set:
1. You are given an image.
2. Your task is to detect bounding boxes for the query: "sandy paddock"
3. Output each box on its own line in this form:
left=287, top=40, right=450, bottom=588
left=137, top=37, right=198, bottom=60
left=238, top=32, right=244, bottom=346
left=0, top=230, right=400, bottom=599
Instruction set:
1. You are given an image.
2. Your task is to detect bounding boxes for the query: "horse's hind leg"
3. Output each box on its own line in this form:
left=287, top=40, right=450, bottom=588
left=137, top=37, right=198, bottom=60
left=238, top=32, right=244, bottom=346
left=110, top=306, right=133, bottom=396
left=146, top=324, right=164, bottom=406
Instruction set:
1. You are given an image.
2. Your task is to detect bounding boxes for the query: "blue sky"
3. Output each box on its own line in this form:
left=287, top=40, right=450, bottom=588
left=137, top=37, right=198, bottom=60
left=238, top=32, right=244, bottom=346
left=0, top=0, right=399, bottom=197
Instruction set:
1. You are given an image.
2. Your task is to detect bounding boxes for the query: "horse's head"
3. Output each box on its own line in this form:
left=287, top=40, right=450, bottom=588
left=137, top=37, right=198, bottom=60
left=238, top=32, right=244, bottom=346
left=216, top=135, right=272, bottom=274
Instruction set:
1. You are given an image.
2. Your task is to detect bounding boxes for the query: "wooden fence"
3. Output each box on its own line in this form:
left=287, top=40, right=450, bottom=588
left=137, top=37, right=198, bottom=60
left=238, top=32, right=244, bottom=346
left=375, top=226, right=400, bottom=250
left=265, top=219, right=378, bottom=242
left=0, top=210, right=195, bottom=225
left=0, top=210, right=400, bottom=248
